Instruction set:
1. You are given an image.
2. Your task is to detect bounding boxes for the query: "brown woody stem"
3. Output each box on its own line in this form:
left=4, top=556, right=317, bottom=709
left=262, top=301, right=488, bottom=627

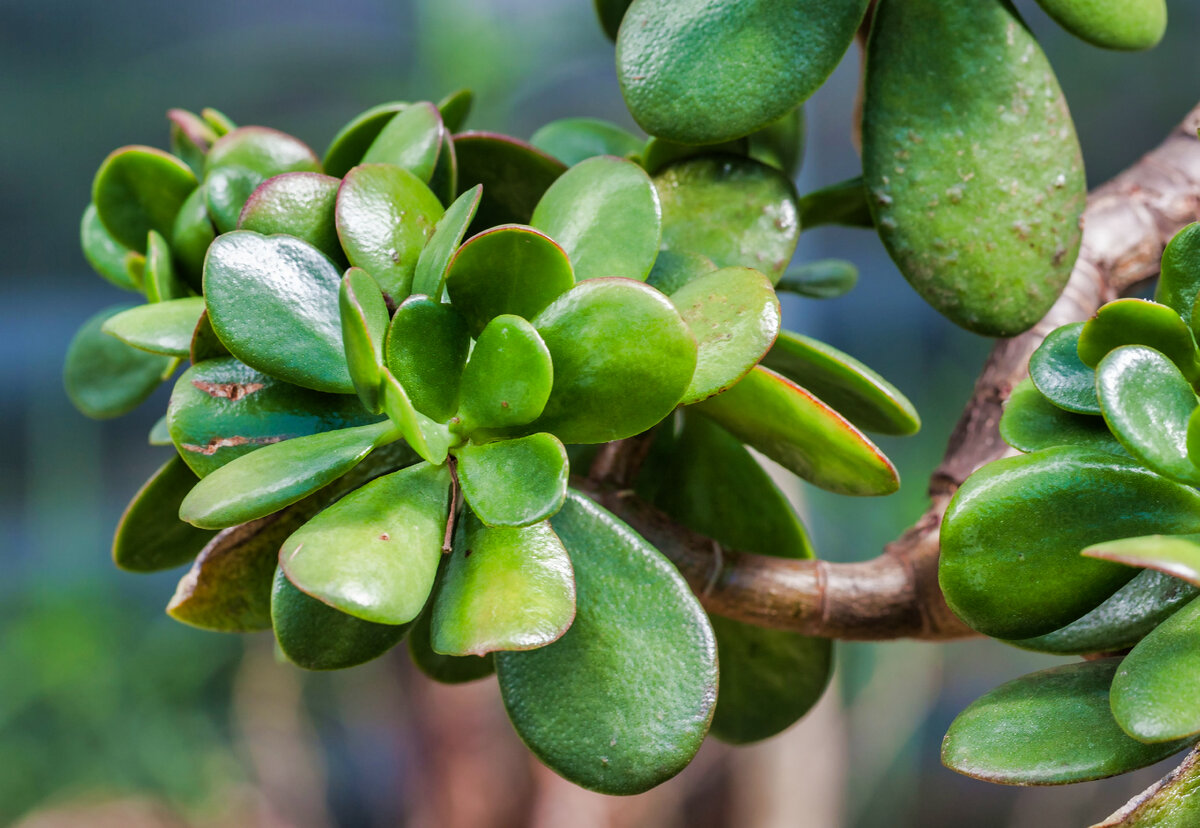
left=585, top=105, right=1200, bottom=641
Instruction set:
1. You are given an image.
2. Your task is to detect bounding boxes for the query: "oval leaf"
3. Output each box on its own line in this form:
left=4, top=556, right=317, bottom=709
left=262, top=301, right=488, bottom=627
left=530, top=118, right=643, bottom=167
left=204, top=127, right=321, bottom=232
left=1030, top=322, right=1102, bottom=415
left=1093, top=748, right=1200, bottom=828
left=1034, top=0, right=1166, bottom=51
left=171, top=186, right=215, bottom=291
left=380, top=371, right=453, bottom=465
left=455, top=433, right=568, bottom=528
left=384, top=296, right=470, bottom=422
left=340, top=267, right=389, bottom=412
left=776, top=259, right=859, bottom=300
left=411, top=185, right=481, bottom=298
left=114, top=456, right=215, bottom=572
left=1155, top=223, right=1200, bottom=328
left=1084, top=534, right=1200, bottom=589
left=1000, top=378, right=1127, bottom=457
left=361, top=101, right=444, bottom=182
left=238, top=172, right=346, bottom=267
left=453, top=132, right=566, bottom=232
left=103, top=297, right=205, bottom=358
left=458, top=315, right=553, bottom=432
left=1112, top=596, right=1200, bottom=743
left=64, top=306, right=169, bottom=419
left=81, top=204, right=138, bottom=291
left=1080, top=299, right=1200, bottom=383
left=92, top=145, right=197, bottom=251
left=323, top=101, right=407, bottom=178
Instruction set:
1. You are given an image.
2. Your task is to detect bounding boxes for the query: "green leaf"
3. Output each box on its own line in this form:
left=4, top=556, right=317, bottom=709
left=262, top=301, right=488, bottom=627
left=640, top=136, right=748, bottom=176
left=1080, top=299, right=1200, bottom=384
left=445, top=224, right=575, bottom=336
left=593, top=0, right=633, bottom=40
left=323, top=101, right=407, bottom=178
left=455, top=434, right=568, bottom=527
left=1007, top=569, right=1198, bottom=656
left=863, top=0, right=1086, bottom=336
left=776, top=259, right=858, bottom=300
left=114, top=456, right=215, bottom=572
left=201, top=107, right=236, bottom=136
left=204, top=231, right=353, bottom=394
left=616, top=0, right=868, bottom=145
left=124, top=250, right=146, bottom=291
left=411, top=185, right=481, bottom=298
left=1097, top=346, right=1200, bottom=485
left=335, top=163, right=445, bottom=300
left=168, top=108, right=217, bottom=176
left=669, top=266, right=780, bottom=405
left=102, top=297, right=205, bottom=358
left=188, top=310, right=229, bottom=364
left=530, top=156, right=660, bottom=283
left=530, top=117, right=643, bottom=166
left=380, top=370, right=453, bottom=465
left=495, top=492, right=717, bottom=795
left=238, top=172, right=347, bottom=267
left=1111, top=596, right=1200, bottom=743
left=92, top=145, right=198, bottom=251
left=655, top=156, right=799, bottom=284
left=1034, top=0, right=1166, bottom=51
left=939, top=447, right=1200, bottom=639
left=204, top=126, right=322, bottom=232
left=761, top=330, right=920, bottom=436
left=384, top=296, right=470, bottom=422
left=797, top=177, right=872, bottom=229
left=942, top=659, right=1192, bottom=785
left=409, top=595, right=495, bottom=683
left=171, top=185, right=215, bottom=292
left=429, top=133, right=457, bottom=208
left=530, top=279, right=697, bottom=444
left=280, top=462, right=451, bottom=625
left=1001, top=378, right=1127, bottom=456
left=458, top=315, right=553, bottom=432
left=1030, top=323, right=1102, bottom=415
left=1155, top=223, right=1200, bottom=329
left=272, top=567, right=410, bottom=671
left=149, top=415, right=171, bottom=445
left=81, top=204, right=138, bottom=291
left=340, top=267, right=389, bottom=412
left=64, top=306, right=170, bottom=419
left=747, top=105, right=805, bottom=177
left=1091, top=748, right=1200, bottom=828
left=693, top=366, right=899, bottom=496
left=453, top=132, right=566, bottom=233
left=645, top=249, right=718, bottom=296
left=1084, top=534, right=1200, bottom=589
left=179, top=420, right=395, bottom=529
left=437, top=89, right=473, bottom=133
left=432, top=513, right=575, bottom=655
left=143, top=229, right=188, bottom=303
left=361, top=101, right=445, bottom=182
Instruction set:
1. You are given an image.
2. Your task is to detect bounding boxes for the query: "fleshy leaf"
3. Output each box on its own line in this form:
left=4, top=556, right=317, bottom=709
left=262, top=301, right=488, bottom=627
left=280, top=462, right=450, bottom=625
left=640, top=136, right=748, bottom=177
left=380, top=370, right=453, bottom=465
left=693, top=366, right=899, bottom=496
left=171, top=186, right=215, bottom=291
left=384, top=296, right=470, bottom=422
left=114, top=456, right=215, bottom=572
left=179, top=420, right=395, bottom=529
left=323, top=101, right=407, bottom=178
left=797, top=177, right=872, bottom=229
left=411, top=185, right=481, bottom=298
left=939, top=446, right=1200, bottom=639
left=144, top=229, right=188, bottom=303
left=445, top=224, right=575, bottom=336
left=1084, top=534, right=1200, bottom=588
left=92, top=145, right=198, bottom=251
left=65, top=306, right=170, bottom=419
left=495, top=492, right=717, bottom=795
left=457, top=315, right=553, bottom=432
left=238, top=172, right=346, bottom=267
left=1155, top=223, right=1200, bottom=330
left=1093, top=747, right=1200, bottom=828
left=204, top=127, right=322, bottom=232
left=455, top=434, right=568, bottom=527
left=530, top=155, right=661, bottom=282
left=437, top=89, right=473, bottom=133
left=335, top=163, right=445, bottom=300
left=942, top=659, right=1192, bottom=785
left=1080, top=299, right=1200, bottom=384
left=747, top=105, right=805, bottom=177
left=340, top=267, right=389, bottom=412
left=409, top=581, right=495, bottom=683
left=655, top=156, right=799, bottom=284
left=1034, top=0, right=1166, bottom=51
left=1030, top=323, right=1102, bottom=415
left=453, top=132, right=566, bottom=232
left=81, top=204, right=138, bottom=291
left=432, top=513, right=575, bottom=655
left=189, top=310, right=228, bottom=364
left=775, top=259, right=858, bottom=300
left=1000, top=378, right=1127, bottom=456
left=361, top=101, right=444, bottom=182
left=530, top=117, right=643, bottom=167
left=168, top=108, right=217, bottom=176
left=1111, top=596, right=1200, bottom=744
left=593, top=0, right=633, bottom=41
left=616, top=0, right=868, bottom=145
left=103, top=297, right=205, bottom=358
left=645, top=249, right=718, bottom=296
left=530, top=279, right=696, bottom=444
left=201, top=108, right=236, bottom=136
left=204, top=231, right=352, bottom=394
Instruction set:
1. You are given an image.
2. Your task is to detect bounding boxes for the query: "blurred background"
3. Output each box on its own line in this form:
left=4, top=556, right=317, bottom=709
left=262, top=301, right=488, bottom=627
left=2, top=1, right=1198, bottom=825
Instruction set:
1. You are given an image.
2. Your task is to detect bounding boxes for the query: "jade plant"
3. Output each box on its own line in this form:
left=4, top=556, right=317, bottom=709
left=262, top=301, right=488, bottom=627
left=65, top=84, right=922, bottom=795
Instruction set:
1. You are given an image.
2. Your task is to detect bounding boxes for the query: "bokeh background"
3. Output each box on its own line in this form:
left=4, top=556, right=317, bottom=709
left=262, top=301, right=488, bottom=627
left=2, top=1, right=1199, bottom=825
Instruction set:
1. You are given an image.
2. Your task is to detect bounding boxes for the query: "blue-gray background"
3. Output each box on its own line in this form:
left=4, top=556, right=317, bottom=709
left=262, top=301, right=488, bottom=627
left=2, top=1, right=1198, bottom=825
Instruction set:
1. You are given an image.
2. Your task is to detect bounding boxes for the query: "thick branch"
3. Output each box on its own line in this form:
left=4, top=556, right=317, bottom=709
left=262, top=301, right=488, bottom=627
left=588, top=105, right=1200, bottom=641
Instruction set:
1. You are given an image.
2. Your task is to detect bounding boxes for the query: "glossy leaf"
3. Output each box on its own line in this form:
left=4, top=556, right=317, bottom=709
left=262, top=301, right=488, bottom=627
left=179, top=420, right=395, bottom=529
left=530, top=118, right=642, bottom=167
left=445, top=224, right=575, bottom=336
left=281, top=462, right=450, bottom=625
left=1097, top=346, right=1200, bottom=485
left=760, top=331, right=920, bottom=436
left=168, top=108, right=217, bottom=176
left=335, top=163, right=445, bottom=300
left=409, top=601, right=495, bottom=684
left=81, top=204, right=138, bottom=291
left=428, top=132, right=457, bottom=206
left=670, top=266, right=780, bottom=404
left=114, top=456, right=215, bottom=572
left=939, top=446, right=1200, bottom=639
left=1093, top=747, right=1200, bottom=828
left=453, top=132, right=566, bottom=232
left=323, top=101, right=407, bottom=178
left=1030, top=323, right=1102, bottom=415
left=384, top=296, right=470, bottom=422
left=640, top=136, right=747, bottom=177
left=645, top=249, right=718, bottom=297
left=456, top=434, right=568, bottom=527
left=747, top=105, right=805, bottom=177
left=143, top=229, right=188, bottom=303
left=92, top=145, right=198, bottom=251
left=616, top=0, right=868, bottom=145
left=171, top=186, right=215, bottom=291
left=495, top=492, right=717, bottom=795
left=693, top=366, right=898, bottom=496
left=204, top=127, right=321, bottom=232
left=1084, top=534, right=1200, bottom=589
left=1111, top=596, right=1200, bottom=744
left=863, top=0, right=1085, bottom=336
left=201, top=108, right=236, bottom=136
left=189, top=310, right=228, bottom=364
left=102, top=297, right=205, bottom=358
left=943, top=659, right=1192, bottom=785
left=380, top=370, right=453, bottom=465
left=360, top=101, right=444, bottom=183
left=204, top=231, right=352, bottom=394
left=531, top=279, right=696, bottom=444
left=238, top=172, right=347, bottom=267
left=149, top=415, right=171, bottom=446
left=775, top=259, right=858, bottom=300
left=272, top=567, right=409, bottom=671
left=411, top=185, right=481, bottom=298
left=458, top=315, right=553, bottom=432
left=655, top=156, right=799, bottom=284
left=1000, top=378, right=1127, bottom=457
left=432, top=513, right=575, bottom=655
left=437, top=89, right=473, bottom=133
left=797, top=177, right=872, bottom=229
left=1035, top=0, right=1166, bottom=51
left=1155, top=223, right=1200, bottom=329
left=64, top=306, right=170, bottom=419
left=1080, top=299, right=1200, bottom=384
left=340, top=267, right=389, bottom=412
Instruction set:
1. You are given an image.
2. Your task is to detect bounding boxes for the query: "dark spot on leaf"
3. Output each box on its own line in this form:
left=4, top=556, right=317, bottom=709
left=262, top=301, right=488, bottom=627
left=380, top=533, right=390, bottom=541
left=191, top=380, right=264, bottom=401
left=500, top=400, right=509, bottom=408
left=464, top=548, right=472, bottom=558
left=181, top=435, right=283, bottom=455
